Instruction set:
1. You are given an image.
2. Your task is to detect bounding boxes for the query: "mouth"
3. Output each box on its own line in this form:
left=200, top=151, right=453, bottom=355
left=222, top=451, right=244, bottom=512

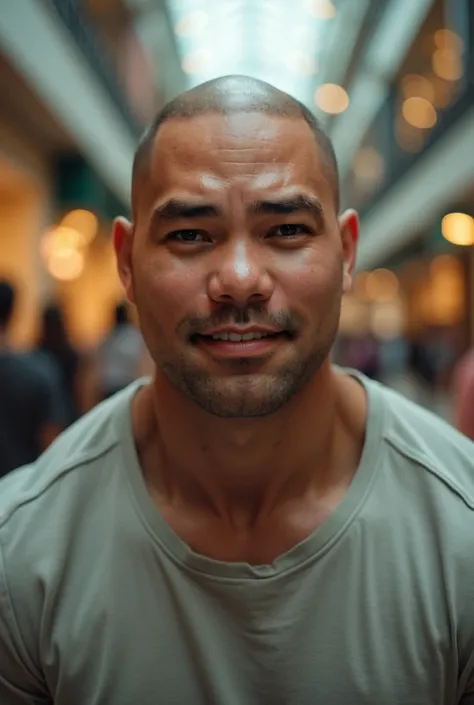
left=191, top=329, right=292, bottom=359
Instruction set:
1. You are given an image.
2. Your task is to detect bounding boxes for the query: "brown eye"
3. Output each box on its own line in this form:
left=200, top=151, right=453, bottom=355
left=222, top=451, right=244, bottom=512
left=269, top=224, right=311, bottom=238
left=166, top=230, right=210, bottom=243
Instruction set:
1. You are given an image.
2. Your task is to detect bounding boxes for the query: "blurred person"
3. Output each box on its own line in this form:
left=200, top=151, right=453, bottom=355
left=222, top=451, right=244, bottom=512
left=36, top=304, right=82, bottom=425
left=348, top=331, right=380, bottom=380
left=95, top=301, right=145, bottom=401
left=452, top=346, right=474, bottom=440
left=1, top=76, right=474, bottom=705
left=0, top=281, right=63, bottom=479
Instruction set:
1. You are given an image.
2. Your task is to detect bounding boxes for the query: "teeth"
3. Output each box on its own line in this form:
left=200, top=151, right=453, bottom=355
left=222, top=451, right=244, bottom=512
left=211, top=332, right=269, bottom=342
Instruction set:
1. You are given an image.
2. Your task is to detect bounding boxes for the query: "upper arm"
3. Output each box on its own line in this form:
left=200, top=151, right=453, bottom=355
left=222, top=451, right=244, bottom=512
left=0, top=535, right=51, bottom=703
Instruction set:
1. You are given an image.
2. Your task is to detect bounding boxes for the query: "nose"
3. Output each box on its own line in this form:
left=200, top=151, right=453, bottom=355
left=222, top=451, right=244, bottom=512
left=207, top=240, right=274, bottom=307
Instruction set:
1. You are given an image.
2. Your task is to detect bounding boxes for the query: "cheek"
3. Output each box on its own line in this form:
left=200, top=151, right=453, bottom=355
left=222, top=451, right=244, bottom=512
left=276, top=246, right=342, bottom=309
left=133, top=253, right=206, bottom=328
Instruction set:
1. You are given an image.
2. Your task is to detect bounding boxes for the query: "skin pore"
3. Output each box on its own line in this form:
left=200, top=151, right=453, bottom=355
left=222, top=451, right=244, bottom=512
left=114, top=78, right=367, bottom=564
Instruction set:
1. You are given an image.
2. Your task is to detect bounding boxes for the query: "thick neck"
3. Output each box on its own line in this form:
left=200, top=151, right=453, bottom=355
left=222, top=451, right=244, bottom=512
left=133, top=362, right=367, bottom=529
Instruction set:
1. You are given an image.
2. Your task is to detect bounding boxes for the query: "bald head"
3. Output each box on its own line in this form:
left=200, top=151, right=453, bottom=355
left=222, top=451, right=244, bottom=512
left=132, top=75, right=339, bottom=210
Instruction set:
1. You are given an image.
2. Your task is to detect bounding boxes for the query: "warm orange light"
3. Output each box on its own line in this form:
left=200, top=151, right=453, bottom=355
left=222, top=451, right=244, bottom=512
left=434, top=28, right=463, bottom=52
left=339, top=295, right=370, bottom=334
left=432, top=48, right=463, bottom=81
left=370, top=301, right=405, bottom=339
left=353, top=272, right=371, bottom=301
left=402, top=97, right=437, bottom=129
left=425, top=252, right=465, bottom=325
left=60, top=209, right=98, bottom=245
left=307, top=0, right=336, bottom=19
left=395, top=113, right=426, bottom=153
left=429, top=254, right=459, bottom=275
left=40, top=226, right=83, bottom=262
left=441, top=212, right=474, bottom=246
left=365, top=269, right=400, bottom=302
left=401, top=74, right=435, bottom=102
left=315, top=84, right=349, bottom=114
left=175, top=11, right=209, bottom=37
left=47, top=249, right=85, bottom=282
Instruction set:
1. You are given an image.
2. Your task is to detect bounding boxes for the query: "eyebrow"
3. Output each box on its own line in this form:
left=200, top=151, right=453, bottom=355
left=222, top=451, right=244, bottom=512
left=152, top=199, right=221, bottom=221
left=150, top=193, right=324, bottom=226
left=249, top=195, right=324, bottom=220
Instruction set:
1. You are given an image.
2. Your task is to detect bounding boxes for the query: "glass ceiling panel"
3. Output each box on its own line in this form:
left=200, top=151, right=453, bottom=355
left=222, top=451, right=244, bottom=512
left=165, top=0, right=339, bottom=107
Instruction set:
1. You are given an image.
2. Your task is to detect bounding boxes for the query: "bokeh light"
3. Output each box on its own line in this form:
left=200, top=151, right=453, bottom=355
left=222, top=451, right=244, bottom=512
left=402, top=96, right=437, bottom=129
left=442, top=212, right=474, bottom=246
left=315, top=84, right=349, bottom=114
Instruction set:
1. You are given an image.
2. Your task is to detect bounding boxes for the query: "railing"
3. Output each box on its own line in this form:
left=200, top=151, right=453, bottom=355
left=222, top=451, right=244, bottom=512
left=44, top=0, right=142, bottom=139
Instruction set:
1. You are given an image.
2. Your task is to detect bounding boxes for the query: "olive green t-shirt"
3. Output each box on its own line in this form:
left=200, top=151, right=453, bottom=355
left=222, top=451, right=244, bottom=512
left=1, top=373, right=474, bottom=705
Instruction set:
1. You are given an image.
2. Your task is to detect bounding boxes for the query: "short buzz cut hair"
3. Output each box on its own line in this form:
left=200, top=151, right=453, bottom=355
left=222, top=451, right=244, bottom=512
left=132, top=74, right=340, bottom=212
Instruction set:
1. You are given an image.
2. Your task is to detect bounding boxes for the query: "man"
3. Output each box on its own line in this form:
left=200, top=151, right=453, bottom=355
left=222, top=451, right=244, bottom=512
left=0, top=76, right=473, bottom=705
left=0, top=280, right=63, bottom=479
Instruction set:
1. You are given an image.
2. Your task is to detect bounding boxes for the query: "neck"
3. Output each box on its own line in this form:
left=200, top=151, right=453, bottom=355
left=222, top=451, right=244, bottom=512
left=133, top=363, right=367, bottom=528
left=0, top=329, right=9, bottom=349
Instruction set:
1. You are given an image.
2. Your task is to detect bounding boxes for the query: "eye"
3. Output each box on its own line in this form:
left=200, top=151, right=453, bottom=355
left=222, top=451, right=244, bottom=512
left=166, top=230, right=210, bottom=244
left=268, top=224, right=311, bottom=239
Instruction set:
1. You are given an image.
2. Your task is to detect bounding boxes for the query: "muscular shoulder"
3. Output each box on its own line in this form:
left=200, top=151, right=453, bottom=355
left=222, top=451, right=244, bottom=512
left=374, top=380, right=474, bottom=508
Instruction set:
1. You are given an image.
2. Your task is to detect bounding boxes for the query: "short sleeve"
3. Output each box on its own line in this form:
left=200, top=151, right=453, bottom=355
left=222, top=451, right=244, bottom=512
left=0, top=534, right=51, bottom=704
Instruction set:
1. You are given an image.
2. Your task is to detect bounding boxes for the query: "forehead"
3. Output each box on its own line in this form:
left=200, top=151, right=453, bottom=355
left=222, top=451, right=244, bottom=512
left=146, top=112, right=332, bottom=203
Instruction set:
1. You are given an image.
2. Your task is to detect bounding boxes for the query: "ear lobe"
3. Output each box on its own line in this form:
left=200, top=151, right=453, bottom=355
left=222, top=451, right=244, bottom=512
left=113, top=216, right=135, bottom=304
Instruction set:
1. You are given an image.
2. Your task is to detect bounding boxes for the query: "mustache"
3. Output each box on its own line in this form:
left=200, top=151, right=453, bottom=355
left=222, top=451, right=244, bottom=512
left=178, top=305, right=303, bottom=338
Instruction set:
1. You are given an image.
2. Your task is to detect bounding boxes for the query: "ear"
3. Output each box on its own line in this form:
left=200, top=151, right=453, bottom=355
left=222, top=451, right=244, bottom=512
left=113, top=216, right=135, bottom=304
left=338, top=209, right=359, bottom=295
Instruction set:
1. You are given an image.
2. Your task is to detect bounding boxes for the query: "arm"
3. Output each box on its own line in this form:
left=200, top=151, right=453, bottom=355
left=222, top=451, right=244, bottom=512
left=0, top=537, right=51, bottom=704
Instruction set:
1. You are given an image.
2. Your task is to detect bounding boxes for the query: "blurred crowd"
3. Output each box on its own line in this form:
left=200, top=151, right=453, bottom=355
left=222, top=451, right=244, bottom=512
left=335, top=329, right=474, bottom=436
left=0, top=278, right=152, bottom=479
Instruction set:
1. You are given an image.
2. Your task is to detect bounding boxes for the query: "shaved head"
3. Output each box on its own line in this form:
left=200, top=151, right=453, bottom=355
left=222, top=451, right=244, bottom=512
left=132, top=75, right=339, bottom=211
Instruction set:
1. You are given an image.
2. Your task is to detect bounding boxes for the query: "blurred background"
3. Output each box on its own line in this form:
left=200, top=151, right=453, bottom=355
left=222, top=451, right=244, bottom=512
left=0, top=0, right=473, bottom=439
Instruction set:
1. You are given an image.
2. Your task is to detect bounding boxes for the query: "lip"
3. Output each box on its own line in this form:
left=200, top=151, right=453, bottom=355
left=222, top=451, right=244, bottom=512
left=194, top=329, right=287, bottom=360
left=199, top=326, right=282, bottom=337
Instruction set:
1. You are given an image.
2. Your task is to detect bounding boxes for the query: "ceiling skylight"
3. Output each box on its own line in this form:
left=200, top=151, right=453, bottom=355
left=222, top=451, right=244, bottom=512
left=165, top=0, right=337, bottom=107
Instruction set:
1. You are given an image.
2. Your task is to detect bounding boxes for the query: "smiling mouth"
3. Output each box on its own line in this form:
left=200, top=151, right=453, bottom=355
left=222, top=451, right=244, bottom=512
left=189, top=331, right=294, bottom=362
left=206, top=331, right=282, bottom=342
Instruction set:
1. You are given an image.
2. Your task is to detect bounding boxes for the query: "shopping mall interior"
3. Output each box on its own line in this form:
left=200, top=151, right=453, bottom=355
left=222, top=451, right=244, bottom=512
left=0, top=0, right=473, bottom=420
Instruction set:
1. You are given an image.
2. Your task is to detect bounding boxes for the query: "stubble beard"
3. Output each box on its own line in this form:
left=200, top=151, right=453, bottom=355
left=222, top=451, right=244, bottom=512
left=156, top=318, right=339, bottom=418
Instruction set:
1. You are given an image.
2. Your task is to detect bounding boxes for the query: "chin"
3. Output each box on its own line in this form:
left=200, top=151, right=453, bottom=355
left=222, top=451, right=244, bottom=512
left=184, top=374, right=304, bottom=418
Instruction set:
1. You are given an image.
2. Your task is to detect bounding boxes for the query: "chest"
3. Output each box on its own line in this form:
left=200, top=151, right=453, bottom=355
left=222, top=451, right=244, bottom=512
left=41, top=531, right=460, bottom=705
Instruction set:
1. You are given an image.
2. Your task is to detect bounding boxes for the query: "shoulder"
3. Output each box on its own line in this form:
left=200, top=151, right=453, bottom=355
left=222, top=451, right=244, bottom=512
left=0, top=381, right=141, bottom=534
left=369, top=376, right=474, bottom=510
